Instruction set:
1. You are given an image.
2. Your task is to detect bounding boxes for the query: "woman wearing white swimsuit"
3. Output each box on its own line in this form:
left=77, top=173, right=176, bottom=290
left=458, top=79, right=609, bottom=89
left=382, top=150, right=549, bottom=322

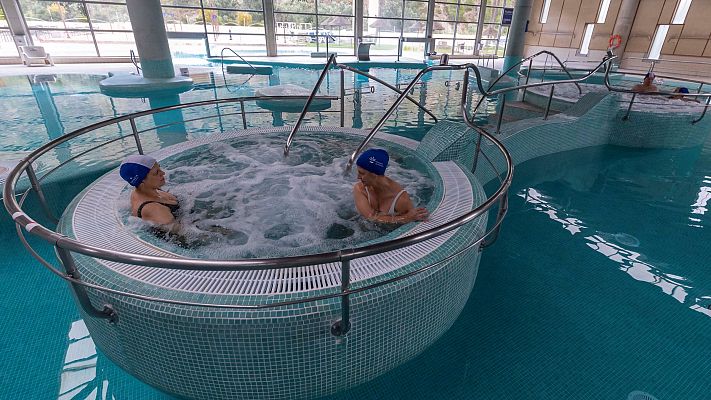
left=352, top=149, right=429, bottom=224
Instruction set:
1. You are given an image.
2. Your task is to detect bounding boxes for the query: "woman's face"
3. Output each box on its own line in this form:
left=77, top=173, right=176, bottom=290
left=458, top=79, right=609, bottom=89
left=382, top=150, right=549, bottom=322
left=141, top=163, right=165, bottom=189
left=357, top=167, right=377, bottom=186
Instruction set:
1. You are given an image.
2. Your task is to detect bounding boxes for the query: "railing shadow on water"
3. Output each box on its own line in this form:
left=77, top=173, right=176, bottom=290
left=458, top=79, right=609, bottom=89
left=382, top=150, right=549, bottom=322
left=7, top=50, right=629, bottom=336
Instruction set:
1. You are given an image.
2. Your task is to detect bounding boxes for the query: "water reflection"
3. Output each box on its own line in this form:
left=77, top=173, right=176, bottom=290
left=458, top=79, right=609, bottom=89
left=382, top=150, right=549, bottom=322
left=518, top=187, right=711, bottom=316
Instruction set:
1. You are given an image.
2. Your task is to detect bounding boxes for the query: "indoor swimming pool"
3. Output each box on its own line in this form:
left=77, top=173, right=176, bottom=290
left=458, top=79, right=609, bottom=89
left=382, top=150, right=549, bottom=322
left=3, top=63, right=711, bottom=399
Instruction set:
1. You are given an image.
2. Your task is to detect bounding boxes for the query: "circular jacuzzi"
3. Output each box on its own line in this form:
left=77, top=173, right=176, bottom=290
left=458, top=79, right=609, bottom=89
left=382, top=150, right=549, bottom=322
left=57, top=127, right=489, bottom=400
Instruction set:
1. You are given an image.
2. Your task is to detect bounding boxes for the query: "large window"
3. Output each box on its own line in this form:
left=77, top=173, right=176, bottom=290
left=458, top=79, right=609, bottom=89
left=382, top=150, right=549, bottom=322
left=0, top=2, right=18, bottom=57
left=19, top=0, right=136, bottom=57
left=161, top=0, right=267, bottom=58
left=364, top=0, right=428, bottom=57
left=274, top=0, right=354, bottom=55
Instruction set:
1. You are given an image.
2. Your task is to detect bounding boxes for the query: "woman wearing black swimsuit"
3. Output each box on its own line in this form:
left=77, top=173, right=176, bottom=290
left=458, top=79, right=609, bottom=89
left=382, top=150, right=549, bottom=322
left=119, top=155, right=180, bottom=226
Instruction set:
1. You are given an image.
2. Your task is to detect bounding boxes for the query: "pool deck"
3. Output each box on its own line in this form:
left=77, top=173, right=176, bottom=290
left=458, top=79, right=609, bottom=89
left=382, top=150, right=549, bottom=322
left=0, top=56, right=505, bottom=77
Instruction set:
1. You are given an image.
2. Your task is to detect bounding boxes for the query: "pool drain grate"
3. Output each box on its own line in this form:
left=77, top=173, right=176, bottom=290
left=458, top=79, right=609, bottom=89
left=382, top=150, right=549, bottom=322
left=627, top=390, right=658, bottom=400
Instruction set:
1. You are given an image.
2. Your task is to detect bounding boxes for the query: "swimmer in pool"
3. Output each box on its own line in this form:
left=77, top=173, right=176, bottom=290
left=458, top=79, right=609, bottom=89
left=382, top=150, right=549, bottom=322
left=120, top=155, right=179, bottom=226
left=353, top=148, right=429, bottom=224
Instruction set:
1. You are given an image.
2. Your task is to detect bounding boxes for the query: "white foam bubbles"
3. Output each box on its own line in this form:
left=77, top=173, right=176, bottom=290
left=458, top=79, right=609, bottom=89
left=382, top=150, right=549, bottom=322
left=131, top=133, right=433, bottom=259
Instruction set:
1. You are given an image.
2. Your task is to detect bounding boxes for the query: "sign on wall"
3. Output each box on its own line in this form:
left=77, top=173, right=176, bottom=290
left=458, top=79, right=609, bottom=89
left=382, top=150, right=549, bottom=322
left=502, top=8, right=514, bottom=25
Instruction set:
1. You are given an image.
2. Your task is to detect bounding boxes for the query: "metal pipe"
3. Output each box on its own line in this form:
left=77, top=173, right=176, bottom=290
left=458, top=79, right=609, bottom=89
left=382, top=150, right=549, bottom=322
left=239, top=100, right=247, bottom=129
left=340, top=69, right=345, bottom=128
left=544, top=85, right=554, bottom=120
left=26, top=163, right=57, bottom=223
left=623, top=92, right=636, bottom=121
left=129, top=117, right=143, bottom=154
left=56, top=247, right=117, bottom=322
left=345, top=63, right=490, bottom=172
left=481, top=192, right=508, bottom=248
left=692, top=97, right=711, bottom=124
left=522, top=58, right=532, bottom=101
left=496, top=94, right=506, bottom=134
left=285, top=54, right=337, bottom=155
left=331, top=258, right=351, bottom=336
left=338, top=63, right=437, bottom=122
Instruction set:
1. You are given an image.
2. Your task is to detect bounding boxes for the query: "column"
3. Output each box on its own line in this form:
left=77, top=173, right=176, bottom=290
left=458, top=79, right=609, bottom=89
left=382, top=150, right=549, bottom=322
left=125, top=0, right=175, bottom=78
left=263, top=0, right=277, bottom=56
left=502, top=0, right=532, bottom=75
left=611, top=0, right=641, bottom=64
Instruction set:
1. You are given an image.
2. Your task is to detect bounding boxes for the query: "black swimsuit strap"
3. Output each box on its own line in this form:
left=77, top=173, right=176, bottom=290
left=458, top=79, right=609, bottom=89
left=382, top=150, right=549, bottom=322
left=137, top=201, right=180, bottom=219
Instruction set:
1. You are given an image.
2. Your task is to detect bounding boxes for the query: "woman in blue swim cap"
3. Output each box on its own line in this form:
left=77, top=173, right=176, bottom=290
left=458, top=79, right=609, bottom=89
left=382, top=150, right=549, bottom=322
left=352, top=148, right=429, bottom=224
left=120, top=154, right=179, bottom=225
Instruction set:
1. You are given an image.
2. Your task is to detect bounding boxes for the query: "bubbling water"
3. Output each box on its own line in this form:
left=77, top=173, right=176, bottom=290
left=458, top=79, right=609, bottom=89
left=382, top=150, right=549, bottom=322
left=127, top=133, right=434, bottom=259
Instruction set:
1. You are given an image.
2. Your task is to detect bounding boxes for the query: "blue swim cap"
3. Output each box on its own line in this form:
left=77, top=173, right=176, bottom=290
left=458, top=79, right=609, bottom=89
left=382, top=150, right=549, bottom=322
left=120, top=155, right=156, bottom=187
left=356, top=149, right=389, bottom=175
left=679, top=87, right=689, bottom=94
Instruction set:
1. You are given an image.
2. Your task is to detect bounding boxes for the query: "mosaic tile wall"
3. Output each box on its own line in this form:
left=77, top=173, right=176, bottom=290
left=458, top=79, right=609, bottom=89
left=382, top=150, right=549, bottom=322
left=58, top=127, right=489, bottom=400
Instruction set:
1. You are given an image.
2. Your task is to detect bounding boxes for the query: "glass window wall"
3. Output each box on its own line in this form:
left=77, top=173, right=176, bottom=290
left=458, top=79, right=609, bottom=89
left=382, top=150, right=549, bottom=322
left=1, top=2, right=18, bottom=56
left=12, top=0, right=512, bottom=60
left=364, top=0, right=428, bottom=57
left=274, top=0, right=354, bottom=56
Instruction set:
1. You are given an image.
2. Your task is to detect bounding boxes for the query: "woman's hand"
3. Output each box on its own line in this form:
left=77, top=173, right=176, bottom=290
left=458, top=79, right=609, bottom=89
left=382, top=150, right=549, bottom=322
left=408, top=207, right=429, bottom=222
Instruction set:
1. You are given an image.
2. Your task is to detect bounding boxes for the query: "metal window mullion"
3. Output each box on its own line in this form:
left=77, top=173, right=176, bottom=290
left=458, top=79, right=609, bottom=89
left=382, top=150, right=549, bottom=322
left=199, top=0, right=211, bottom=57
left=424, top=0, right=435, bottom=55
left=354, top=0, right=363, bottom=51
left=474, top=0, right=486, bottom=55
left=81, top=1, right=101, bottom=57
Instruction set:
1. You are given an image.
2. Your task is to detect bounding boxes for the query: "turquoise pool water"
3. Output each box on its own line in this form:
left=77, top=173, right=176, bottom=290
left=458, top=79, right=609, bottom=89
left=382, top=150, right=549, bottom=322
left=3, top=67, right=711, bottom=399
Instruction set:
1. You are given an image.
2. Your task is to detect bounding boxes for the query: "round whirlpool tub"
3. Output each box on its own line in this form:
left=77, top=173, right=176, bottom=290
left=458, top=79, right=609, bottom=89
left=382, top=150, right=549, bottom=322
left=57, top=127, right=488, bottom=400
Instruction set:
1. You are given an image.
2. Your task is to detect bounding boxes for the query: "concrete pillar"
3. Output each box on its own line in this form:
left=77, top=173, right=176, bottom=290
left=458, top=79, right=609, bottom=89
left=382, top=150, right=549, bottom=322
left=611, top=0, right=641, bottom=64
left=263, top=0, right=277, bottom=56
left=125, top=0, right=175, bottom=78
left=502, top=0, right=533, bottom=75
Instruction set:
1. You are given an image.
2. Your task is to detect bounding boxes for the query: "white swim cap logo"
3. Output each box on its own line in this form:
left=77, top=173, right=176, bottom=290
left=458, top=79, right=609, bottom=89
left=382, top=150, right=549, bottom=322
left=368, top=156, right=384, bottom=167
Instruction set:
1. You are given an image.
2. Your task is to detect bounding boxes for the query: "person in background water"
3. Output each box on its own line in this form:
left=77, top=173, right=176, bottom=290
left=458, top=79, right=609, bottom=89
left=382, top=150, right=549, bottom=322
left=632, top=72, right=658, bottom=93
left=353, top=148, right=429, bottom=224
left=669, top=86, right=700, bottom=102
left=120, top=155, right=179, bottom=226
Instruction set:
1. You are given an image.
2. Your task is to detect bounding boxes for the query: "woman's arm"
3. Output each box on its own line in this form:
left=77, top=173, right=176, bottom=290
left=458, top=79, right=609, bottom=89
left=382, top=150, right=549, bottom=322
left=353, top=184, right=428, bottom=224
left=139, top=202, right=176, bottom=225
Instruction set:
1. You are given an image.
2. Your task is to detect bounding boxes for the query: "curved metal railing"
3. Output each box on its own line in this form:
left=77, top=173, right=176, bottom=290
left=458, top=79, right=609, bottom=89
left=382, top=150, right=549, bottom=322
left=129, top=49, right=141, bottom=75
left=340, top=55, right=618, bottom=170
left=284, top=55, right=440, bottom=155
left=4, top=81, right=512, bottom=336
left=602, top=62, right=711, bottom=123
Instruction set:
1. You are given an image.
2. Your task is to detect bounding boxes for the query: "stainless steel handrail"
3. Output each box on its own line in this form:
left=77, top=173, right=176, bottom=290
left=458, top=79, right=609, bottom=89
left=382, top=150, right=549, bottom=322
left=345, top=56, right=618, bottom=172
left=4, top=71, right=513, bottom=334
left=220, top=47, right=257, bottom=73
left=129, top=49, right=141, bottom=75
left=337, top=64, right=438, bottom=122
left=4, top=96, right=511, bottom=272
left=489, top=50, right=582, bottom=95
left=284, top=54, right=337, bottom=155
left=602, top=61, right=711, bottom=123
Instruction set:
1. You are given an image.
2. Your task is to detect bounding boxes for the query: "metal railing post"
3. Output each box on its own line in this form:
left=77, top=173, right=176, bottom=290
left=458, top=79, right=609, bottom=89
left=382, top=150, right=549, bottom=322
left=543, top=85, right=554, bottom=120
left=692, top=96, right=711, bottom=124
left=697, top=83, right=704, bottom=94
left=56, top=247, right=118, bottom=323
left=129, top=117, right=144, bottom=155
left=340, top=69, right=345, bottom=128
left=26, top=163, right=57, bottom=223
left=481, top=192, right=508, bottom=249
left=284, top=54, right=336, bottom=155
left=239, top=100, right=247, bottom=129
left=471, top=133, right=483, bottom=173
left=522, top=58, right=532, bottom=101
left=495, top=94, right=506, bottom=135
left=623, top=93, right=636, bottom=121
left=331, top=258, right=351, bottom=337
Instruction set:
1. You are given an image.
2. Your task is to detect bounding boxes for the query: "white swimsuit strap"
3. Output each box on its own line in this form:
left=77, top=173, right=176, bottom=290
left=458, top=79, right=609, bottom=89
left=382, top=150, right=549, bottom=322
left=388, top=190, right=406, bottom=216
